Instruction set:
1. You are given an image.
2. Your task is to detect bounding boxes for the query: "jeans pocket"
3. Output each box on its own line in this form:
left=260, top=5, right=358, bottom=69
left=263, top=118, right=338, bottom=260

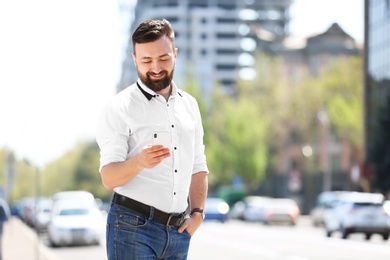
left=182, top=229, right=192, bottom=238
left=117, top=207, right=147, bottom=228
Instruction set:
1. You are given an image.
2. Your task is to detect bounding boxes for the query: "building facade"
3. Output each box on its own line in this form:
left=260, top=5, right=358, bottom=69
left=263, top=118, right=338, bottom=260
left=278, top=23, right=361, bottom=189
left=364, top=0, right=390, bottom=196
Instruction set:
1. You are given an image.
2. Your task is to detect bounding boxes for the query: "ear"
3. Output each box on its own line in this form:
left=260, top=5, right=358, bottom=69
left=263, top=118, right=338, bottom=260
left=174, top=47, right=178, bottom=59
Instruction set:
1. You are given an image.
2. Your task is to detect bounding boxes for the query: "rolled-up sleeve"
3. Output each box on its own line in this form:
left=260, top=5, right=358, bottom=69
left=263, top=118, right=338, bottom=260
left=96, top=100, right=130, bottom=172
left=192, top=99, right=209, bottom=175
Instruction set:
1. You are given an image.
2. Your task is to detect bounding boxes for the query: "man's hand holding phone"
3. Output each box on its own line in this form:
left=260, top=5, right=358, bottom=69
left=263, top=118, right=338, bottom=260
left=136, top=131, right=172, bottom=169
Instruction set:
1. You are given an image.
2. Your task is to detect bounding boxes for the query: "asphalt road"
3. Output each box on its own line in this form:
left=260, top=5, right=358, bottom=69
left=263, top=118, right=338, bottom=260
left=37, top=216, right=390, bottom=260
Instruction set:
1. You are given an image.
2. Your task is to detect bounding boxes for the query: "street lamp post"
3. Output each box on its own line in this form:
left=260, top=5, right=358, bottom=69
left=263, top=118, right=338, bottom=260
left=318, top=110, right=332, bottom=192
left=4, top=153, right=16, bottom=202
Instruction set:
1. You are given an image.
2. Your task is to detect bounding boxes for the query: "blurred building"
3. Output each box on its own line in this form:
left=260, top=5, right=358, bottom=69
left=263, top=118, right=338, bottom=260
left=281, top=22, right=361, bottom=78
left=363, top=0, right=390, bottom=196
left=117, top=0, right=293, bottom=96
left=278, top=23, right=361, bottom=193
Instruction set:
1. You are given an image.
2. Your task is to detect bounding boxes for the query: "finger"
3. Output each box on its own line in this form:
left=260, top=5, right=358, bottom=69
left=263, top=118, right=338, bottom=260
left=178, top=218, right=190, bottom=233
left=149, top=145, right=165, bottom=151
left=151, top=149, right=170, bottom=159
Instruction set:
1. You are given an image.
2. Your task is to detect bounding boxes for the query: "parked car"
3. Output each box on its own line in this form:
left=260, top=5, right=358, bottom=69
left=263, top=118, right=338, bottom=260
left=384, top=200, right=390, bottom=216
left=12, top=197, right=34, bottom=225
left=323, top=192, right=390, bottom=240
left=310, top=191, right=351, bottom=227
left=262, top=198, right=300, bottom=226
left=235, top=196, right=272, bottom=222
left=47, top=199, right=103, bottom=247
left=230, top=200, right=246, bottom=220
left=52, top=190, right=96, bottom=204
left=31, top=197, right=53, bottom=232
left=204, top=197, right=230, bottom=223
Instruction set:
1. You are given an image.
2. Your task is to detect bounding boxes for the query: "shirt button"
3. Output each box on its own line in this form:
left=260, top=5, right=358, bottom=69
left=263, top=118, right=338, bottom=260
left=174, top=147, right=177, bottom=150
left=171, top=125, right=174, bottom=128
left=174, top=192, right=176, bottom=195
left=175, top=169, right=178, bottom=173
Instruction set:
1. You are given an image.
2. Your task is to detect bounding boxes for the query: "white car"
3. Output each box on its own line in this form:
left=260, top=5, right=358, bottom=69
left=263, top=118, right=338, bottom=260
left=52, top=190, right=96, bottom=203
left=32, top=197, right=53, bottom=232
left=262, top=198, right=300, bottom=226
left=47, top=200, right=103, bottom=247
left=384, top=200, right=390, bottom=215
left=240, top=196, right=272, bottom=222
left=310, top=191, right=351, bottom=226
left=323, top=192, right=390, bottom=240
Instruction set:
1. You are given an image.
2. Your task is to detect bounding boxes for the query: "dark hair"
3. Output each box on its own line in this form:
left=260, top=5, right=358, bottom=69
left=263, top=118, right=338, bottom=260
left=132, top=19, right=175, bottom=53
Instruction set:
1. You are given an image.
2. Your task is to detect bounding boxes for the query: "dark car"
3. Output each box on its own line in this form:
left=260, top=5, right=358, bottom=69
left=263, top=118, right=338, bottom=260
left=204, top=198, right=230, bottom=223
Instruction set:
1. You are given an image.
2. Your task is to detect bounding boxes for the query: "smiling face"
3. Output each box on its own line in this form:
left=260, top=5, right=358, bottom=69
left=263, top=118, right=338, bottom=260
left=132, top=35, right=178, bottom=92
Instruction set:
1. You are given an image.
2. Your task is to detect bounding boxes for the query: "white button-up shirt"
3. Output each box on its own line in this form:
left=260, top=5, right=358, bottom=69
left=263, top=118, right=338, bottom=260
left=96, top=79, right=208, bottom=213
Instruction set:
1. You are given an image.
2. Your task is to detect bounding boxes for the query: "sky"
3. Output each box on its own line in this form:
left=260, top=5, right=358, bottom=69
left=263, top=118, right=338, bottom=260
left=0, top=0, right=364, bottom=168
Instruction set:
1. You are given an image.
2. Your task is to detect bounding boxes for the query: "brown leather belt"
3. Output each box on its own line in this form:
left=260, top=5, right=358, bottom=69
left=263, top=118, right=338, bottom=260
left=112, top=193, right=186, bottom=227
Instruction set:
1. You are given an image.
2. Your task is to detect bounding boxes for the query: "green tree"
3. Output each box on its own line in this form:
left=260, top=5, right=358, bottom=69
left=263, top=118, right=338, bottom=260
left=241, top=53, right=295, bottom=178
left=73, top=142, right=111, bottom=200
left=291, top=56, right=363, bottom=168
left=206, top=86, right=267, bottom=191
left=321, top=57, right=363, bottom=149
left=41, top=141, right=112, bottom=201
left=0, top=148, right=39, bottom=202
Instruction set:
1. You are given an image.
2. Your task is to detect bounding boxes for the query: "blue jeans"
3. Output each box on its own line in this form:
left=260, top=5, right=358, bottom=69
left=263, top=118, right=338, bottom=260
left=106, top=203, right=191, bottom=260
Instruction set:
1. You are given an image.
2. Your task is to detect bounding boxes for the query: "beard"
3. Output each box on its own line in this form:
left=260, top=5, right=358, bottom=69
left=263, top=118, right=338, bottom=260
left=138, top=69, right=174, bottom=92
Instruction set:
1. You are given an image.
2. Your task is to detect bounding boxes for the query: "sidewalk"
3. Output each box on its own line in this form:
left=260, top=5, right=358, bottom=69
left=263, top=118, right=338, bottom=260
left=3, top=217, right=60, bottom=260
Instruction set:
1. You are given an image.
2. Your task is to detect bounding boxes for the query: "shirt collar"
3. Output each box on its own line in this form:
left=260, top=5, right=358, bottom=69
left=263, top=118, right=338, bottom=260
left=136, top=79, right=181, bottom=101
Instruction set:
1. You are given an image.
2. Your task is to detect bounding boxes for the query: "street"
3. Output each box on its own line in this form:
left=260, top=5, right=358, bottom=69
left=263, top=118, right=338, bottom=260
left=34, top=216, right=390, bottom=260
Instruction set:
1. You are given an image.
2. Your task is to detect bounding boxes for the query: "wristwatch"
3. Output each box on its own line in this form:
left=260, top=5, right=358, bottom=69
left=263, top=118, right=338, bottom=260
left=190, top=208, right=205, bottom=219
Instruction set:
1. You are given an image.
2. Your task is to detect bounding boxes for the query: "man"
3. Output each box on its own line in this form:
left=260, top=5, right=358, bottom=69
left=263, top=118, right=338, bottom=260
left=0, top=197, right=10, bottom=260
left=96, top=19, right=208, bottom=260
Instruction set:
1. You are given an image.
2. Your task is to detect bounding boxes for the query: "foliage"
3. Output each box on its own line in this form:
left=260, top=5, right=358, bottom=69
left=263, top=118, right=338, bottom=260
left=41, top=141, right=112, bottom=202
left=243, top=53, right=295, bottom=175
left=205, top=83, right=268, bottom=190
left=0, top=148, right=40, bottom=201
left=290, top=56, right=363, bottom=166
left=320, top=57, right=363, bottom=148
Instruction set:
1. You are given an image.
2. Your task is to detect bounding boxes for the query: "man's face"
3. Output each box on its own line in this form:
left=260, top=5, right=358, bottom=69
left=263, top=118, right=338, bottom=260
left=132, top=35, right=177, bottom=92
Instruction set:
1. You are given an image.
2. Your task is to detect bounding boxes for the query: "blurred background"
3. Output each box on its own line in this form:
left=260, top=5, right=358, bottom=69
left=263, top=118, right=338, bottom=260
left=0, top=0, right=388, bottom=222
left=2, top=0, right=390, bottom=259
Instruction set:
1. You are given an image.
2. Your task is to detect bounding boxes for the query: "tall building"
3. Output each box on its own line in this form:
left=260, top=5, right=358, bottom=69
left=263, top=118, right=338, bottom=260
left=364, top=0, right=390, bottom=195
left=117, top=0, right=292, bottom=95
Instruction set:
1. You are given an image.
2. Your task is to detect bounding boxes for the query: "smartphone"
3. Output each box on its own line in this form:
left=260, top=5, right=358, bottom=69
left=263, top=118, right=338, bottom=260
left=152, top=131, right=171, bottom=148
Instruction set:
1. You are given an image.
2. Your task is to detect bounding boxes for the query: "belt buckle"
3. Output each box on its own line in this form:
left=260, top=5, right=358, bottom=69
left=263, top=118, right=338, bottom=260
left=166, top=214, right=174, bottom=227
left=166, top=213, right=184, bottom=227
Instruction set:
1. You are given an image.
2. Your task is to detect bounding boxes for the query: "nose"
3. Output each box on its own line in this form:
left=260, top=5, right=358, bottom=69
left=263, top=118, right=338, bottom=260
left=150, top=60, right=162, bottom=73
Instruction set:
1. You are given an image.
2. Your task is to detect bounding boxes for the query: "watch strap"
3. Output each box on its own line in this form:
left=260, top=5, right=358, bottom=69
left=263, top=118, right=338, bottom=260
left=190, top=208, right=204, bottom=215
